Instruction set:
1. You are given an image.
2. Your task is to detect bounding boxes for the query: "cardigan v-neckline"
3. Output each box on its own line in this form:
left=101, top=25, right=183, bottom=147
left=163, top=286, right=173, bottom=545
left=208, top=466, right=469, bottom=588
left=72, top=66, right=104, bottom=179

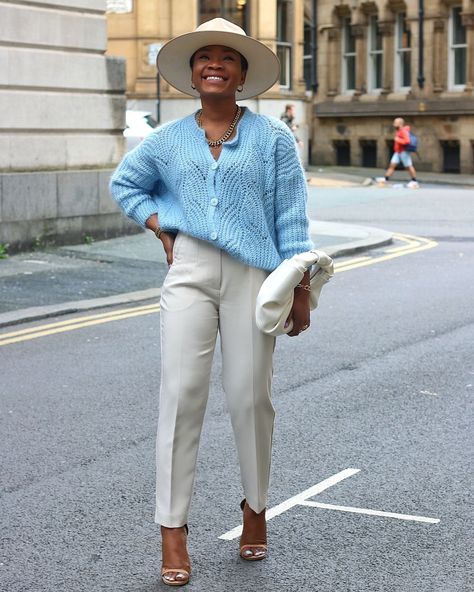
left=195, top=107, right=248, bottom=162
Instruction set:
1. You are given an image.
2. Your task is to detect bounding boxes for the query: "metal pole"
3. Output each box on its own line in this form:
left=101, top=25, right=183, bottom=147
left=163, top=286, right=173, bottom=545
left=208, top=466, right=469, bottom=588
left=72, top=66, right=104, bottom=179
left=156, top=71, right=161, bottom=125
left=417, top=0, right=425, bottom=88
left=311, top=0, right=318, bottom=92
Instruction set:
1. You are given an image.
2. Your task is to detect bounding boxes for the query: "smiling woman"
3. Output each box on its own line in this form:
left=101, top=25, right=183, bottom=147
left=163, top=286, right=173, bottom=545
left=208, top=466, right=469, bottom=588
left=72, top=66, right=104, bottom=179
left=109, top=17, right=312, bottom=587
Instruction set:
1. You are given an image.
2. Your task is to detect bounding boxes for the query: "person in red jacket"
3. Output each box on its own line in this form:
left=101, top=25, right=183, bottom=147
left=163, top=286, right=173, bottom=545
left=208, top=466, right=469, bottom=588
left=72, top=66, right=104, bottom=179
left=376, top=117, right=419, bottom=188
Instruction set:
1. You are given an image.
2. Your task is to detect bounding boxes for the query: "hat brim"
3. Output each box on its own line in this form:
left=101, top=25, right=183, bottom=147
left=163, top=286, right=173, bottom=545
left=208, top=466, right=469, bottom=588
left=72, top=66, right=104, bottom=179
left=157, top=30, right=280, bottom=101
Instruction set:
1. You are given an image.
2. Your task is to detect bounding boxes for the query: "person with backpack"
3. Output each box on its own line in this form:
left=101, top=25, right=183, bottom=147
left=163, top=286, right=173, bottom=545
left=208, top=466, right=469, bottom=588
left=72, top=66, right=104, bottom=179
left=376, top=117, right=419, bottom=188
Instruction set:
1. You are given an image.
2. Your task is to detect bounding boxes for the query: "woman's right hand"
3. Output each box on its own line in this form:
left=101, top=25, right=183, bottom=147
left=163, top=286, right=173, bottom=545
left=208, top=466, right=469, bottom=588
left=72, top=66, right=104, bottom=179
left=146, top=214, right=176, bottom=266
left=160, top=232, right=176, bottom=266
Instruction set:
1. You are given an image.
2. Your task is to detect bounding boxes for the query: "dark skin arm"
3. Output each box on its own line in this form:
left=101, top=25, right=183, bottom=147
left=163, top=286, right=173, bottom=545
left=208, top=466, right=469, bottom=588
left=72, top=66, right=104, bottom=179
left=287, top=270, right=311, bottom=337
left=145, top=213, right=175, bottom=266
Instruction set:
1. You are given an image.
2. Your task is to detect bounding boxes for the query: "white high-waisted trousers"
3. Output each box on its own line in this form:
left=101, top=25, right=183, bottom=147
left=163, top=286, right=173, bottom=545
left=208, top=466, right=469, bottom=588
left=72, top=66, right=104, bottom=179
left=155, top=233, right=276, bottom=527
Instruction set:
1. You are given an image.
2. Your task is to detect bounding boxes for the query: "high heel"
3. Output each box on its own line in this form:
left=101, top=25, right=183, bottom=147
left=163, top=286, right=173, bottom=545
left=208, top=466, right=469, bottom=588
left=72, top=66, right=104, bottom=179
left=161, top=524, right=191, bottom=587
left=239, top=499, right=267, bottom=561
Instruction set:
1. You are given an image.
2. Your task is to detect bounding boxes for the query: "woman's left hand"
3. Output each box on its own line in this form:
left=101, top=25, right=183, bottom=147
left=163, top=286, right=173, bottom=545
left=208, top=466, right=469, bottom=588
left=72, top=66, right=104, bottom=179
left=286, top=271, right=311, bottom=337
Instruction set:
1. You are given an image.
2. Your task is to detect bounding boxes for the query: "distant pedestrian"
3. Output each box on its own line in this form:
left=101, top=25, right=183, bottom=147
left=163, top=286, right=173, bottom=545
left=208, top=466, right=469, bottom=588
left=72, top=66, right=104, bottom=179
left=376, top=117, right=419, bottom=188
left=280, top=104, right=303, bottom=147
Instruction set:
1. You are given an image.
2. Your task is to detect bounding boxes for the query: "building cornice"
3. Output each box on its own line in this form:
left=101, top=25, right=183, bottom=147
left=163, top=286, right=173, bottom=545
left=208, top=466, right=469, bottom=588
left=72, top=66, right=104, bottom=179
left=315, top=99, right=474, bottom=118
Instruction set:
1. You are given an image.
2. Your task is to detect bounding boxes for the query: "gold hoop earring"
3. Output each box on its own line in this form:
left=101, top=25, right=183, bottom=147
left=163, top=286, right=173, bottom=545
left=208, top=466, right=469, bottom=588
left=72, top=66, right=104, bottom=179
left=237, top=85, right=244, bottom=93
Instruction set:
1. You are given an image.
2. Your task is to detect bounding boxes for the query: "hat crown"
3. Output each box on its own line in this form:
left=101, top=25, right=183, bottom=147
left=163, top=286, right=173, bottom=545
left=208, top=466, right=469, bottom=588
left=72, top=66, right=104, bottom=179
left=157, top=16, right=280, bottom=100
left=195, top=17, right=246, bottom=37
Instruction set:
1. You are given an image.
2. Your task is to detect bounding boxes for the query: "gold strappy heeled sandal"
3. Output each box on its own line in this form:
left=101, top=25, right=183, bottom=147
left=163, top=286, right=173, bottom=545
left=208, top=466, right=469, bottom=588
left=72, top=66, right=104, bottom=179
left=161, top=524, right=191, bottom=587
left=239, top=499, right=267, bottom=561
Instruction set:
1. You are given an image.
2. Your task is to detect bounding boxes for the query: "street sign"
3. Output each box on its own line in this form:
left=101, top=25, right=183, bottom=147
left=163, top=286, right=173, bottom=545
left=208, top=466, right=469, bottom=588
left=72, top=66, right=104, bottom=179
left=106, top=0, right=132, bottom=13
left=148, top=43, right=162, bottom=67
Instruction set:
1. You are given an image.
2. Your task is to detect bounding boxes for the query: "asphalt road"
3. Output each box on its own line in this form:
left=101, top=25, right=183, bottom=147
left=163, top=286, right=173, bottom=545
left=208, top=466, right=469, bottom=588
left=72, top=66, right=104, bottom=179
left=1, top=184, right=473, bottom=592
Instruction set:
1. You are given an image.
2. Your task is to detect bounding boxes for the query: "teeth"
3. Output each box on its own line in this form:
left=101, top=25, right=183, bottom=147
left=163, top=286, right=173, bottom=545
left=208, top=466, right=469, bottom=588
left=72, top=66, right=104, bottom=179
left=206, top=76, right=224, bottom=81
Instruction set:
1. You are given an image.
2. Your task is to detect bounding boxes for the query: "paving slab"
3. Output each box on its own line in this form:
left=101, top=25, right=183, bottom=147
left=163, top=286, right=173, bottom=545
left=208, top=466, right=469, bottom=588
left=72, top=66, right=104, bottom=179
left=0, top=221, right=392, bottom=327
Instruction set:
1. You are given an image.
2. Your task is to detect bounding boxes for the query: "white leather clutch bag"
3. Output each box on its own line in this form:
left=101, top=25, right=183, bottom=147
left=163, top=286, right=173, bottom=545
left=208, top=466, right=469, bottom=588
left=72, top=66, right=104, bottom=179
left=255, top=249, right=334, bottom=336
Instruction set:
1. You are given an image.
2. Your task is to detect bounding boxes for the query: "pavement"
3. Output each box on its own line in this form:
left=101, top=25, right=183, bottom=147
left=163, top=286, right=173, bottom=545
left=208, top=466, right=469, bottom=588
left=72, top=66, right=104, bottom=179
left=0, top=217, right=392, bottom=328
left=306, top=165, right=474, bottom=187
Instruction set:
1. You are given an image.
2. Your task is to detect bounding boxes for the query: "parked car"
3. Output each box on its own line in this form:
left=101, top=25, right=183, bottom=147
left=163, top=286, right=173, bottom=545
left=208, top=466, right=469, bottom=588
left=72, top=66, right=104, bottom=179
left=124, top=110, right=158, bottom=151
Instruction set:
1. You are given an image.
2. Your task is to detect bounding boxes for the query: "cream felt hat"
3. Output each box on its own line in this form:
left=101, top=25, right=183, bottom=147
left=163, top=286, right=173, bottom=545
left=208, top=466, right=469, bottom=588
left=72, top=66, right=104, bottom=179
left=156, top=18, right=280, bottom=100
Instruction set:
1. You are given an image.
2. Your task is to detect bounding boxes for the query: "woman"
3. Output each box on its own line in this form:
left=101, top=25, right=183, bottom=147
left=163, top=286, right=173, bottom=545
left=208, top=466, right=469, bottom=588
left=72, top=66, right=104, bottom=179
left=110, top=18, right=313, bottom=587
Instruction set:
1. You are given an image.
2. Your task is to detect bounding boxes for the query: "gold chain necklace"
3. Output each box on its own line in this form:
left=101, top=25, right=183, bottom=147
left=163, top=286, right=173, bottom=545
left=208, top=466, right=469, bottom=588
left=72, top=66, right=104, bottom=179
left=196, top=106, right=242, bottom=148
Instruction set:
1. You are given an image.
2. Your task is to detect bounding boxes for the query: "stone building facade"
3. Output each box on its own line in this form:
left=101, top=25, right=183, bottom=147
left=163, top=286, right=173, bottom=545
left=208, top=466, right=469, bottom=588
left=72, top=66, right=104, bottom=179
left=0, top=0, right=130, bottom=251
left=313, top=0, right=474, bottom=173
left=106, top=0, right=313, bottom=163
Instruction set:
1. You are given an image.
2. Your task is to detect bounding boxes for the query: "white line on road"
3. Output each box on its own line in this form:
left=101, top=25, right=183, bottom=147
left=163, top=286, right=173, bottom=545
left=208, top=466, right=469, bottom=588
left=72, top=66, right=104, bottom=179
left=300, top=501, right=440, bottom=524
left=219, top=468, right=360, bottom=540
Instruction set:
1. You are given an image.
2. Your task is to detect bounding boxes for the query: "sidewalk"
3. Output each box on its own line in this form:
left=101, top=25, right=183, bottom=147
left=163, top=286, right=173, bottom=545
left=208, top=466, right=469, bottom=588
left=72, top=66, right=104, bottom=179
left=0, top=221, right=392, bottom=328
left=306, top=165, right=474, bottom=187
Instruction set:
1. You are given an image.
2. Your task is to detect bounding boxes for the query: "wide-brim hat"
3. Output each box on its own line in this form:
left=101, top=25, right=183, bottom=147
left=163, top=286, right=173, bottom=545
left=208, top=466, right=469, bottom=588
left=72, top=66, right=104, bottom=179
left=157, top=18, right=280, bottom=101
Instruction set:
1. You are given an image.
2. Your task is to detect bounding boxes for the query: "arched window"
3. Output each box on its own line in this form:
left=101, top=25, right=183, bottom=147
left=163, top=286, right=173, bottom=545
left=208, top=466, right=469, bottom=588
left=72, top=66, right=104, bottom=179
left=199, top=0, right=249, bottom=33
left=277, top=0, right=293, bottom=89
left=449, top=5, right=467, bottom=88
left=368, top=15, right=382, bottom=91
left=342, top=17, right=356, bottom=92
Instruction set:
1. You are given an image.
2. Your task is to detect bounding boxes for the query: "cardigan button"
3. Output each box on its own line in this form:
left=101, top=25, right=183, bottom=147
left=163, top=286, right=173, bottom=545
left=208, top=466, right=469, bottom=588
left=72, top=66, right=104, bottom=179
left=210, top=232, right=218, bottom=240
left=210, top=198, right=218, bottom=206
left=211, top=162, right=218, bottom=170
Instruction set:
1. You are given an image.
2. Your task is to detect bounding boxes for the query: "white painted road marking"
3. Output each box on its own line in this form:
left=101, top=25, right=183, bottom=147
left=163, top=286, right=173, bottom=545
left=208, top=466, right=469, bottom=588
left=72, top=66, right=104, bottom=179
left=219, top=468, right=440, bottom=540
left=300, top=501, right=440, bottom=524
left=219, top=468, right=360, bottom=540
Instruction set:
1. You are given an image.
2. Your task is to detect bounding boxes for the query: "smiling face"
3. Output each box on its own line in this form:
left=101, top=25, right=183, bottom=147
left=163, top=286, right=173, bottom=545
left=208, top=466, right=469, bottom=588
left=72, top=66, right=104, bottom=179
left=191, top=45, right=247, bottom=99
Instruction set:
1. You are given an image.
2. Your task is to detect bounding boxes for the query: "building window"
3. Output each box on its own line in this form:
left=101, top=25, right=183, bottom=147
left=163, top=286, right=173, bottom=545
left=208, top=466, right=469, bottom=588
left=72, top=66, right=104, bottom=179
left=277, top=0, right=292, bottom=89
left=395, top=12, right=411, bottom=89
left=360, top=140, right=377, bottom=167
left=441, top=140, right=461, bottom=173
left=449, top=6, right=467, bottom=88
left=342, top=18, right=356, bottom=92
left=334, top=140, right=351, bottom=166
left=199, top=0, right=249, bottom=32
left=368, top=15, right=382, bottom=91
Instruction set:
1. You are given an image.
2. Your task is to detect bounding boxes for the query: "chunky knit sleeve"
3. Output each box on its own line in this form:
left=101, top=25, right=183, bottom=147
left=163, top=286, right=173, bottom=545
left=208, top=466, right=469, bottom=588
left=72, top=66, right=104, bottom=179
left=272, top=123, right=313, bottom=260
left=109, top=133, right=163, bottom=227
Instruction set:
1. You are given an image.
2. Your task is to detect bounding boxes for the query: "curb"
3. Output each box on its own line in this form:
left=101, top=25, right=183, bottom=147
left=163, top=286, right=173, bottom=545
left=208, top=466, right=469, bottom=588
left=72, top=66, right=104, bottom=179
left=311, top=221, right=393, bottom=259
left=0, top=227, right=393, bottom=329
left=306, top=168, right=474, bottom=188
left=0, top=288, right=161, bottom=329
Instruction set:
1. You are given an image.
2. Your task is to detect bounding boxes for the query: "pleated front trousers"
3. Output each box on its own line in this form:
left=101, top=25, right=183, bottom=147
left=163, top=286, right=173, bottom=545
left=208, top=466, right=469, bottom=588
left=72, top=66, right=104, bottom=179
left=155, top=233, right=276, bottom=527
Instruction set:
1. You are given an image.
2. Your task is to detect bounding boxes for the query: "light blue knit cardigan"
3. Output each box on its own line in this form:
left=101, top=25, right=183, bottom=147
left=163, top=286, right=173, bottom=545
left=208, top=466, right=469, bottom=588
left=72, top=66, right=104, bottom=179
left=110, top=107, right=313, bottom=271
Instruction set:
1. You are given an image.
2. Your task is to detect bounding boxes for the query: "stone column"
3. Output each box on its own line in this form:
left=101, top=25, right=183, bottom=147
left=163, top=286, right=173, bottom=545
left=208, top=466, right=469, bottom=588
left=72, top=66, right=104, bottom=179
left=293, top=0, right=306, bottom=93
left=379, top=20, right=394, bottom=94
left=0, top=0, right=129, bottom=250
left=432, top=19, right=446, bottom=93
left=352, top=24, right=366, bottom=96
left=326, top=28, right=339, bottom=96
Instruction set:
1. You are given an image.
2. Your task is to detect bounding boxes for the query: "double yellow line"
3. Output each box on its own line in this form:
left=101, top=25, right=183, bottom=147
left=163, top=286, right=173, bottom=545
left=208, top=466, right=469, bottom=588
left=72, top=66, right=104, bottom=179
left=0, top=302, right=161, bottom=347
left=335, top=232, right=437, bottom=273
left=0, top=233, right=437, bottom=347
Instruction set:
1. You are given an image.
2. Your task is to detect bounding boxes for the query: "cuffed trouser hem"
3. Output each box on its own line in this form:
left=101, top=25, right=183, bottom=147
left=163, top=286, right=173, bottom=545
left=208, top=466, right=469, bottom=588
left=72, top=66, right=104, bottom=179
left=154, top=509, right=188, bottom=528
